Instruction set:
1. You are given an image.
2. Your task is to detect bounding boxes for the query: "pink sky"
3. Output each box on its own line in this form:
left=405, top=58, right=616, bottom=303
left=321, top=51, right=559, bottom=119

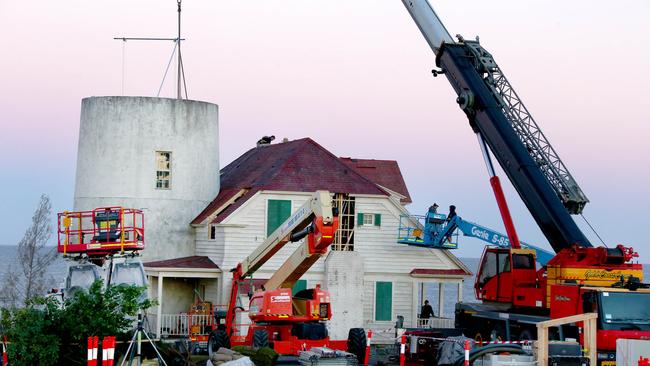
left=1, top=0, right=648, bottom=258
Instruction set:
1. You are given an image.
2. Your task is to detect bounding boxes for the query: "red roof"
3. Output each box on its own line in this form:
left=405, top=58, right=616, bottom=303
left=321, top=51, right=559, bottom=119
left=192, top=138, right=391, bottom=224
left=340, top=158, right=412, bottom=204
left=143, top=256, right=219, bottom=270
left=410, top=268, right=471, bottom=276
left=192, top=187, right=249, bottom=226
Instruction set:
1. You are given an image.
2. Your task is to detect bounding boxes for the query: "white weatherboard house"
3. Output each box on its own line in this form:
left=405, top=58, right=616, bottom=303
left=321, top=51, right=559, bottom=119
left=144, top=137, right=470, bottom=341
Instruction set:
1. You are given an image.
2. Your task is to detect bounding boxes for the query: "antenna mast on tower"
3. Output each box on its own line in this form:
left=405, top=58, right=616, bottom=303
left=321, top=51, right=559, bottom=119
left=175, top=0, right=187, bottom=100
left=114, top=0, right=188, bottom=99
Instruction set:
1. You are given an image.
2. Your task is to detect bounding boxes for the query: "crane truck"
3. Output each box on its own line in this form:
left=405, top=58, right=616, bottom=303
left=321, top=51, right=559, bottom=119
left=207, top=191, right=367, bottom=360
left=400, top=0, right=650, bottom=363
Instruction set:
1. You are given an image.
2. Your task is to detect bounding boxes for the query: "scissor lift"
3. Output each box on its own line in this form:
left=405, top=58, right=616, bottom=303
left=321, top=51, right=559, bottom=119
left=57, top=207, right=147, bottom=296
left=58, top=207, right=144, bottom=258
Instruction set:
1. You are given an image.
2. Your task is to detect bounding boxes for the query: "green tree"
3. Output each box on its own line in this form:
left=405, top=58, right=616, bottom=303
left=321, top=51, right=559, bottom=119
left=1, top=281, right=153, bottom=366
left=0, top=298, right=61, bottom=366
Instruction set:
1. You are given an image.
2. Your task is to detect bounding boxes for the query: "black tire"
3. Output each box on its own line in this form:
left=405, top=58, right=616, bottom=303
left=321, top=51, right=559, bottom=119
left=347, top=328, right=367, bottom=365
left=208, top=329, right=230, bottom=358
left=253, top=329, right=270, bottom=348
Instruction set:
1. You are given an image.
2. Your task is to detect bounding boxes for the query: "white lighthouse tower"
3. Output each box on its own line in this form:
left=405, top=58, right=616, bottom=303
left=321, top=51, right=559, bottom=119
left=73, top=96, right=220, bottom=260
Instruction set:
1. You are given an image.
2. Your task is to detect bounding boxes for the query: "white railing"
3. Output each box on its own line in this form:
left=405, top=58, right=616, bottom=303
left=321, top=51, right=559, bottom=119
left=416, top=317, right=455, bottom=329
left=146, top=313, right=214, bottom=338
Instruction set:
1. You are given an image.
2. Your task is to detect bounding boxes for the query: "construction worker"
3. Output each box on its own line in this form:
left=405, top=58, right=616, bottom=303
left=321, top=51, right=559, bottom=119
left=419, top=299, right=435, bottom=326
left=446, top=205, right=457, bottom=222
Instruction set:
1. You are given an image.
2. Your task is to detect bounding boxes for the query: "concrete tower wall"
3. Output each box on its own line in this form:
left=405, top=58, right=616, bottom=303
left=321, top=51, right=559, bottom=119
left=74, top=96, right=219, bottom=260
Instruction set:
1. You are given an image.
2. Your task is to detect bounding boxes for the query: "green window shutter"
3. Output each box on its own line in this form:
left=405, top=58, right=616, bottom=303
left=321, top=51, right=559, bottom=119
left=292, top=279, right=307, bottom=295
left=357, top=213, right=364, bottom=226
left=375, top=281, right=392, bottom=321
left=267, top=199, right=292, bottom=236
left=374, top=213, right=381, bottom=226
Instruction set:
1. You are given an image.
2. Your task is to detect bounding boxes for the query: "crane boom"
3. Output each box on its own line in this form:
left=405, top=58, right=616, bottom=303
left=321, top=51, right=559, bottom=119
left=401, top=0, right=592, bottom=252
left=239, top=191, right=335, bottom=279
left=225, top=191, right=338, bottom=337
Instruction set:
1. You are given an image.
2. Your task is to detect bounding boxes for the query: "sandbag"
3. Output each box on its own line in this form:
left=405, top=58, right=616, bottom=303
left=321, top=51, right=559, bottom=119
left=221, top=356, right=254, bottom=366
left=212, top=354, right=234, bottom=362
left=218, top=347, right=237, bottom=356
left=436, top=336, right=474, bottom=366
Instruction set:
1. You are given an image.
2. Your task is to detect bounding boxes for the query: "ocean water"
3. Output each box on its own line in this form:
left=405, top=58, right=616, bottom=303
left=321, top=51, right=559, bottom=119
left=0, top=245, right=68, bottom=303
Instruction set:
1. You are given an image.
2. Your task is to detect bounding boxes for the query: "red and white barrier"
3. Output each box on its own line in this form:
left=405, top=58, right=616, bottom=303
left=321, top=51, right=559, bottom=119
left=464, top=340, right=470, bottom=366
left=102, top=336, right=115, bottom=366
left=399, top=335, right=406, bottom=366
left=2, top=337, right=8, bottom=366
left=87, top=336, right=99, bottom=366
left=363, top=330, right=372, bottom=366
left=480, top=340, right=532, bottom=345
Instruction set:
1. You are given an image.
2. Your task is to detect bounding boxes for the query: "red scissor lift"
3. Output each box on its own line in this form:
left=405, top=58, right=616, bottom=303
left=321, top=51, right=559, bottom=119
left=58, top=207, right=145, bottom=259
left=57, top=207, right=148, bottom=295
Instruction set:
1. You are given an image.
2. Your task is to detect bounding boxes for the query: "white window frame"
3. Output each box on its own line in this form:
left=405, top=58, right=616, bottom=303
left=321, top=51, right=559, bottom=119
left=362, top=213, right=374, bottom=226
left=155, top=151, right=172, bottom=190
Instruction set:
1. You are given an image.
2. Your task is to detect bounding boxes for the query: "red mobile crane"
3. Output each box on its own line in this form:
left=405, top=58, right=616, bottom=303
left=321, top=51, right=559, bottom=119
left=207, top=191, right=367, bottom=360
left=401, top=1, right=649, bottom=363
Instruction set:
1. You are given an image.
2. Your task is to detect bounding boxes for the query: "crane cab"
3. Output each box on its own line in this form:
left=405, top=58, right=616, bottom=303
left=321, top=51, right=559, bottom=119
left=475, top=247, right=544, bottom=308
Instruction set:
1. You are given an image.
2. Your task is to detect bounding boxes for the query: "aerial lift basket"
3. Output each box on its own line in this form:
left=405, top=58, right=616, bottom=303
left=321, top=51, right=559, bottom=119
left=57, top=207, right=145, bottom=257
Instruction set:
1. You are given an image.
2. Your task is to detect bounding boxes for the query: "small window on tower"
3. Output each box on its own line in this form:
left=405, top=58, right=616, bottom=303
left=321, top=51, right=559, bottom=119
left=155, top=151, right=172, bottom=189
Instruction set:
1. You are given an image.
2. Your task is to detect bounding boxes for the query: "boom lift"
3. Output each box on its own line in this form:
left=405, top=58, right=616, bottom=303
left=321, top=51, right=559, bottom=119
left=207, top=191, right=366, bottom=359
left=400, top=0, right=649, bottom=361
left=397, top=206, right=554, bottom=265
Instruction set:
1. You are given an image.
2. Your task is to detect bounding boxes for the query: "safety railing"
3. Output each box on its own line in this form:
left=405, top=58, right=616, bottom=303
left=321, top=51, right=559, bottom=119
left=57, top=207, right=144, bottom=256
left=397, top=214, right=458, bottom=249
left=148, top=313, right=216, bottom=338
left=416, top=317, right=455, bottom=329
left=397, top=214, right=427, bottom=245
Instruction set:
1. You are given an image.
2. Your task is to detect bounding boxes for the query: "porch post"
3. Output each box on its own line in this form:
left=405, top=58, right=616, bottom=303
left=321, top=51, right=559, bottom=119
left=438, top=282, right=444, bottom=318
left=157, top=274, right=164, bottom=338
left=412, top=281, right=419, bottom=328
left=457, top=281, right=463, bottom=303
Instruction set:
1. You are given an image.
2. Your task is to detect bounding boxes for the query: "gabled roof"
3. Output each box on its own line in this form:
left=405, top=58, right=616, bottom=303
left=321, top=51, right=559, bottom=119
left=143, top=256, right=219, bottom=269
left=339, top=158, right=412, bottom=204
left=192, top=138, right=389, bottom=225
